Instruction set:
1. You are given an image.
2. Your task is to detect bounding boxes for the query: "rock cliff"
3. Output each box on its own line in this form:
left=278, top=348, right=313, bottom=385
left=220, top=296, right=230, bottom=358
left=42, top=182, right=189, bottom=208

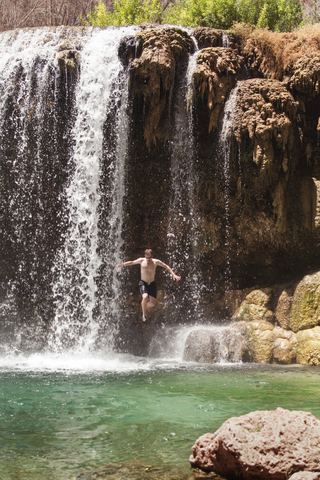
left=117, top=25, right=320, bottom=356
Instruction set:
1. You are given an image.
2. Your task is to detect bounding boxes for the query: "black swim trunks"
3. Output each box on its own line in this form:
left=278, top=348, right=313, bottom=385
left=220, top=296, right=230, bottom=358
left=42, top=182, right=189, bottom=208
left=139, top=280, right=157, bottom=299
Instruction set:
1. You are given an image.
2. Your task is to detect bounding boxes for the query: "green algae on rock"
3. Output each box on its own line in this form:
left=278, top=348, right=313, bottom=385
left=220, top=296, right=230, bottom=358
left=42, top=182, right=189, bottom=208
left=291, top=272, right=320, bottom=333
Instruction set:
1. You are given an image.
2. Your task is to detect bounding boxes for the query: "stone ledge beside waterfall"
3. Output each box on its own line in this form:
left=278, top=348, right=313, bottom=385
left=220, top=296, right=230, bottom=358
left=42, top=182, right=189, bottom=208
left=184, top=270, right=320, bottom=366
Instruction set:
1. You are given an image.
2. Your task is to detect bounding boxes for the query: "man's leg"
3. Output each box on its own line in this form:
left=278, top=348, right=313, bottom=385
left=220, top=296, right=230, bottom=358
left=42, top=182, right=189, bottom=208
left=141, top=294, right=156, bottom=319
left=147, top=296, right=157, bottom=309
left=141, top=293, right=149, bottom=317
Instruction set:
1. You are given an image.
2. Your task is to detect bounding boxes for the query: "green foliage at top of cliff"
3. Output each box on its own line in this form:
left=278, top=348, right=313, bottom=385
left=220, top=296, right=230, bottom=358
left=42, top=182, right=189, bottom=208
left=83, top=0, right=303, bottom=31
left=82, top=0, right=162, bottom=26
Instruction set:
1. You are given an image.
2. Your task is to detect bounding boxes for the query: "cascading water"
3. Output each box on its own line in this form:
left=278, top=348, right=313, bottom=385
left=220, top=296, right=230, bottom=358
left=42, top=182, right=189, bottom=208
left=0, top=26, right=139, bottom=354
left=166, top=42, right=204, bottom=321
left=49, top=26, right=138, bottom=353
left=222, top=31, right=230, bottom=48
left=148, top=324, right=244, bottom=362
left=0, top=27, right=84, bottom=353
left=219, top=83, right=240, bottom=289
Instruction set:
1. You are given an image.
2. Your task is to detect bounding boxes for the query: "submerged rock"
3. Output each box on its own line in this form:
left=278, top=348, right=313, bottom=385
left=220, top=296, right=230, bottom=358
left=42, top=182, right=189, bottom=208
left=76, top=460, right=194, bottom=479
left=189, top=408, right=320, bottom=480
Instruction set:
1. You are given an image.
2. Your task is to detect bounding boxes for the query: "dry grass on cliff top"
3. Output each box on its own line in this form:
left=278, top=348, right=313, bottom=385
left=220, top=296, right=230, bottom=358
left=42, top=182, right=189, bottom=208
left=233, top=22, right=320, bottom=77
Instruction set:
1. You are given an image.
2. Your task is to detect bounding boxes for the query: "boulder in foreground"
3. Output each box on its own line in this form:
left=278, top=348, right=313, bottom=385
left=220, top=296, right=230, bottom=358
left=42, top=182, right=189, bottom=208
left=189, top=408, right=320, bottom=480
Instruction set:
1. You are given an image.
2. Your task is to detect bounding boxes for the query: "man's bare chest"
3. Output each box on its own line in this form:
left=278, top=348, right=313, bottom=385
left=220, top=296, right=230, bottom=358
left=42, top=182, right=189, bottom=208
left=141, top=262, right=156, bottom=274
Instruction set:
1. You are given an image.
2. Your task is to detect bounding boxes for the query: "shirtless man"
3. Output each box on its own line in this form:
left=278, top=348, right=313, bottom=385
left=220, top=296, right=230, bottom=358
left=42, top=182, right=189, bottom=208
left=116, top=249, right=181, bottom=321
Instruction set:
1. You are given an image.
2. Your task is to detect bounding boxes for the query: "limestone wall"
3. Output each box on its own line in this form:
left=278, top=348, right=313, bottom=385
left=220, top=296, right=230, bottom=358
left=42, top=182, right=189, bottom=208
left=184, top=271, right=320, bottom=365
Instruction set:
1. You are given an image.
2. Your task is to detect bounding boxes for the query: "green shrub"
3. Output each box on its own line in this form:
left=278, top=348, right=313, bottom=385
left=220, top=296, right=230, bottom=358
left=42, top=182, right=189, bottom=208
left=83, top=0, right=304, bottom=31
left=257, top=0, right=303, bottom=31
left=164, top=0, right=303, bottom=30
left=84, top=0, right=162, bottom=26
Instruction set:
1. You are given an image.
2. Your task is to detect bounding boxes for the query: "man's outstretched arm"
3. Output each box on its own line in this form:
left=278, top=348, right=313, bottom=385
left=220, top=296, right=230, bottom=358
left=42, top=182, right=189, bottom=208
left=156, top=260, right=181, bottom=281
left=116, top=258, right=143, bottom=269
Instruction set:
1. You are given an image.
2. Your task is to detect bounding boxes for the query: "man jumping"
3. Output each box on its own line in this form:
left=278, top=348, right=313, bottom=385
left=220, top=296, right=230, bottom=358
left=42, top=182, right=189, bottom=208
left=116, top=249, right=181, bottom=321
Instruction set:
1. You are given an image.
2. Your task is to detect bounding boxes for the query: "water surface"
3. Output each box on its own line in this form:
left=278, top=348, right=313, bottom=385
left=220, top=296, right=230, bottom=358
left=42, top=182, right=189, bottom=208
left=1, top=354, right=320, bottom=479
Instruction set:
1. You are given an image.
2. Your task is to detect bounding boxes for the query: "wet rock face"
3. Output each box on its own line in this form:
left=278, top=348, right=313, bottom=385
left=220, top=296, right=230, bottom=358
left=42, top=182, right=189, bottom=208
left=128, top=26, right=194, bottom=147
left=118, top=35, right=143, bottom=65
left=234, top=79, right=298, bottom=180
left=273, top=327, right=297, bottom=364
left=233, top=287, right=275, bottom=323
left=192, top=27, right=223, bottom=49
left=3, top=26, right=320, bottom=356
left=291, top=272, right=320, bottom=332
left=193, top=47, right=244, bottom=133
left=296, top=326, right=320, bottom=365
left=196, top=270, right=320, bottom=365
left=183, top=327, right=249, bottom=363
left=189, top=408, right=320, bottom=480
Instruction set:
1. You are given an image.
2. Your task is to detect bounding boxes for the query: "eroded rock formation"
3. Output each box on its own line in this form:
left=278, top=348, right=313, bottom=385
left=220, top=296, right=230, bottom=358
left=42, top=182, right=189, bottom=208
left=185, top=269, right=320, bottom=365
left=127, top=26, right=194, bottom=147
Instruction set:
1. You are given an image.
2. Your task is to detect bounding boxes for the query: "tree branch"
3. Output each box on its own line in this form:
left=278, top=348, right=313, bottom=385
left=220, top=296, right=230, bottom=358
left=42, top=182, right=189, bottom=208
left=15, top=0, right=46, bottom=29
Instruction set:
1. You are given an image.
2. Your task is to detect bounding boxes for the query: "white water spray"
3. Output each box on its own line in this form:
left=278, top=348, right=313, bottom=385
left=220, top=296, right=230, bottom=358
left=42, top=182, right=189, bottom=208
left=148, top=324, right=244, bottom=363
left=0, top=27, right=89, bottom=352
left=49, top=27, right=138, bottom=353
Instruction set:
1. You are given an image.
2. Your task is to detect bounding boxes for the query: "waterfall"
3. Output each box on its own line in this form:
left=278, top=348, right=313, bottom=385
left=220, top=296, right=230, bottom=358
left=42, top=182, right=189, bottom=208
left=0, top=27, right=87, bottom=353
left=148, top=324, right=244, bottom=363
left=222, top=31, right=230, bottom=48
left=167, top=45, right=204, bottom=321
left=219, top=84, right=240, bottom=289
left=0, top=25, right=139, bottom=353
left=49, top=27, right=138, bottom=353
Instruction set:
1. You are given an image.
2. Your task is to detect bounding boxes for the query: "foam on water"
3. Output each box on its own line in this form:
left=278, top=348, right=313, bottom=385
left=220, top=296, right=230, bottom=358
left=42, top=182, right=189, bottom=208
left=0, top=352, right=151, bottom=373
left=0, top=351, right=202, bottom=374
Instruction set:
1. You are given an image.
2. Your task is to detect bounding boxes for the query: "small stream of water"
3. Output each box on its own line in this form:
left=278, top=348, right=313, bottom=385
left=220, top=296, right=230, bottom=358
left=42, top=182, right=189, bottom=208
left=219, top=84, right=240, bottom=289
left=167, top=43, right=204, bottom=320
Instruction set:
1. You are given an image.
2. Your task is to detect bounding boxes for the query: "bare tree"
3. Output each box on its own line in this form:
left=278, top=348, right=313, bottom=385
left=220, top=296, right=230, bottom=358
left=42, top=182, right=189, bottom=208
left=0, top=0, right=99, bottom=31
left=301, top=0, right=320, bottom=23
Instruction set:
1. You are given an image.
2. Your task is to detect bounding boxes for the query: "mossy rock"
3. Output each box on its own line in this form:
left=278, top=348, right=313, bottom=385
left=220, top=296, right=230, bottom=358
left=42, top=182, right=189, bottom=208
left=275, top=287, right=294, bottom=330
left=291, top=272, right=320, bottom=333
left=273, top=337, right=296, bottom=364
left=232, top=288, right=274, bottom=323
left=296, top=326, right=320, bottom=365
left=246, top=321, right=275, bottom=363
